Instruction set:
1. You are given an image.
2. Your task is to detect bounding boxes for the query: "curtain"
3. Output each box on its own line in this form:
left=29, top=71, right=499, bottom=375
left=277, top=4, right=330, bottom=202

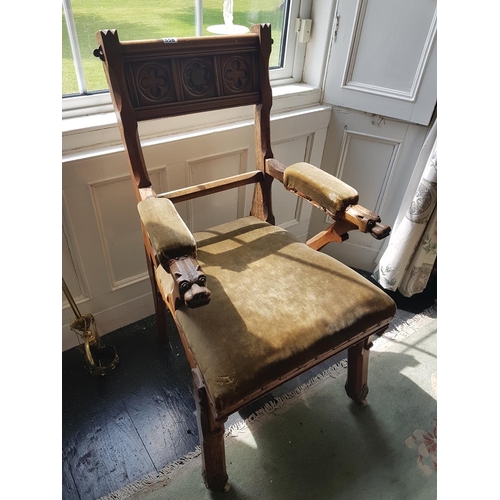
left=373, top=122, right=437, bottom=297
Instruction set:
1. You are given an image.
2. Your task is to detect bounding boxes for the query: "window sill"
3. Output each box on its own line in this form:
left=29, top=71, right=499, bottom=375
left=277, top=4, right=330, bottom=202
left=62, top=83, right=323, bottom=159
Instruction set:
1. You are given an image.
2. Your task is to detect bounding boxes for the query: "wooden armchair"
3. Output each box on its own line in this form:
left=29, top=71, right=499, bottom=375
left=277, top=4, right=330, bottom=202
left=95, top=24, right=396, bottom=492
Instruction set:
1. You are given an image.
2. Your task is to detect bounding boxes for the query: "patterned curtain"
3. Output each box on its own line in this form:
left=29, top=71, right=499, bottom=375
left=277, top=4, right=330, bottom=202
left=373, top=122, right=437, bottom=297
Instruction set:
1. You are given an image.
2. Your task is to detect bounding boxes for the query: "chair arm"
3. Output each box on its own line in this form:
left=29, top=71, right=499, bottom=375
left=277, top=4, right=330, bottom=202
left=138, top=197, right=197, bottom=259
left=137, top=198, right=211, bottom=308
left=268, top=160, right=359, bottom=216
left=266, top=159, right=391, bottom=248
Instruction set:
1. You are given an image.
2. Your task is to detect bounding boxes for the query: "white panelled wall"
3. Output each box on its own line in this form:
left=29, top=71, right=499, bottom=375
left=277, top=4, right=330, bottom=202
left=62, top=0, right=436, bottom=351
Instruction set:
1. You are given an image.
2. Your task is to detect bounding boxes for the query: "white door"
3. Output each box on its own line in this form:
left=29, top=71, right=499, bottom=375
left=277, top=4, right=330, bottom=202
left=312, top=0, right=437, bottom=272
left=324, top=0, right=437, bottom=125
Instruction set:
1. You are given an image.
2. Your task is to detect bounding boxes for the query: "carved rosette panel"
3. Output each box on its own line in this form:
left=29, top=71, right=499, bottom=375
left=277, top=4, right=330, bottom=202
left=126, top=60, right=177, bottom=107
left=181, top=57, right=216, bottom=100
left=125, top=51, right=259, bottom=114
left=221, top=54, right=255, bottom=95
left=223, top=57, right=250, bottom=92
left=138, top=64, right=170, bottom=99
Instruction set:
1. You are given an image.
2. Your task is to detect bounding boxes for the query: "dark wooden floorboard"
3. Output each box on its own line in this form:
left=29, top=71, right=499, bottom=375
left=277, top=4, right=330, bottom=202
left=62, top=316, right=200, bottom=500
left=62, top=457, right=80, bottom=500
left=62, top=378, right=157, bottom=499
left=112, top=318, right=200, bottom=467
left=62, top=269, right=436, bottom=500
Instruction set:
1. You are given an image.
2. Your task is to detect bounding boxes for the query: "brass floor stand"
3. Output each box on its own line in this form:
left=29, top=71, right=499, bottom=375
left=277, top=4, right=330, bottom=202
left=63, top=278, right=119, bottom=376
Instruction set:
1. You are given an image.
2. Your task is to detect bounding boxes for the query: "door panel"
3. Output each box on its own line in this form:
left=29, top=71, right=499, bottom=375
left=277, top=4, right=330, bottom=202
left=324, top=0, right=437, bottom=125
left=311, top=108, right=428, bottom=271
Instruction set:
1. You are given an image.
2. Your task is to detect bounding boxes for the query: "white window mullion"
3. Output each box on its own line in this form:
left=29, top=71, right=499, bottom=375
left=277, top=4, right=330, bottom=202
left=268, top=0, right=300, bottom=81
left=292, top=0, right=312, bottom=82
left=62, top=0, right=87, bottom=94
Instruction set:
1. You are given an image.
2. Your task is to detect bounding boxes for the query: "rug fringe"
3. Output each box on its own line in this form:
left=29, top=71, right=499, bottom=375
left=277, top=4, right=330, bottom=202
left=99, top=448, right=201, bottom=500
left=372, top=304, right=437, bottom=351
left=100, top=305, right=436, bottom=499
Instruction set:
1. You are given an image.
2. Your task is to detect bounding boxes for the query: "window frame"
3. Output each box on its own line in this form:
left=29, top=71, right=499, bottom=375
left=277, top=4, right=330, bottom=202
left=62, top=0, right=307, bottom=119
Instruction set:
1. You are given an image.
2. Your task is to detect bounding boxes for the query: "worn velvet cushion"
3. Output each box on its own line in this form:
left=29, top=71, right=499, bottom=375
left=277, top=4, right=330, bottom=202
left=138, top=197, right=197, bottom=259
left=283, top=162, right=359, bottom=215
left=155, top=216, right=395, bottom=416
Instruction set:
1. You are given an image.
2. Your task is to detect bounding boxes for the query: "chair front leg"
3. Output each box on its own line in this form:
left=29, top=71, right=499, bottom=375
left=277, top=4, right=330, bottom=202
left=345, top=337, right=372, bottom=406
left=192, top=369, right=229, bottom=492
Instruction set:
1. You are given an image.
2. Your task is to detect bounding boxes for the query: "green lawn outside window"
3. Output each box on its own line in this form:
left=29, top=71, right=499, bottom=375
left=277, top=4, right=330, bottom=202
left=63, top=0, right=286, bottom=96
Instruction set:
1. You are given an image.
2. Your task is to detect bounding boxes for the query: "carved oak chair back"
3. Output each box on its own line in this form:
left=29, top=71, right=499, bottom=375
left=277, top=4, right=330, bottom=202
left=95, top=24, right=397, bottom=493
left=95, top=24, right=275, bottom=222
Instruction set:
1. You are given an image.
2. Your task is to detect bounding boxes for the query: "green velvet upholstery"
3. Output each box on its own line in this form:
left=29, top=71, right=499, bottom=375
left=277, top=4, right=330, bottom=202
left=283, top=162, right=359, bottom=215
left=138, top=198, right=197, bottom=259
left=155, top=216, right=396, bottom=416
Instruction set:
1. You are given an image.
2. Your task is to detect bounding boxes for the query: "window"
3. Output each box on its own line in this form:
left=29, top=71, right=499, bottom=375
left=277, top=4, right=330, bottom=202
left=63, top=0, right=304, bottom=111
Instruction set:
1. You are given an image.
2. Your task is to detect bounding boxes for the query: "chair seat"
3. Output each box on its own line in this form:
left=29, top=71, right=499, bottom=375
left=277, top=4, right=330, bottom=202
left=156, top=216, right=396, bottom=416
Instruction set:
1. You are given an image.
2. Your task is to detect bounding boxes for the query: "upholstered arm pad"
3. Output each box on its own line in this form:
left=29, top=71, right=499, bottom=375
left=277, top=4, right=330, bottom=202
left=137, top=198, right=197, bottom=259
left=283, top=162, right=359, bottom=215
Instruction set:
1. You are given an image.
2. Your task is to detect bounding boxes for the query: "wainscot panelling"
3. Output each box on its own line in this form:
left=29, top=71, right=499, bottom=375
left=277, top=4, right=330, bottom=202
left=62, top=106, right=331, bottom=350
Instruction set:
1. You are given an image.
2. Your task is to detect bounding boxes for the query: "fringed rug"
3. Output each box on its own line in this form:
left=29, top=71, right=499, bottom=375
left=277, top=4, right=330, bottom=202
left=102, top=306, right=437, bottom=500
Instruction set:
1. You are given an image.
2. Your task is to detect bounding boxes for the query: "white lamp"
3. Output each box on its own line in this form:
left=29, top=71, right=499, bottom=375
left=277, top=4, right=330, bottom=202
left=207, top=0, right=250, bottom=35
